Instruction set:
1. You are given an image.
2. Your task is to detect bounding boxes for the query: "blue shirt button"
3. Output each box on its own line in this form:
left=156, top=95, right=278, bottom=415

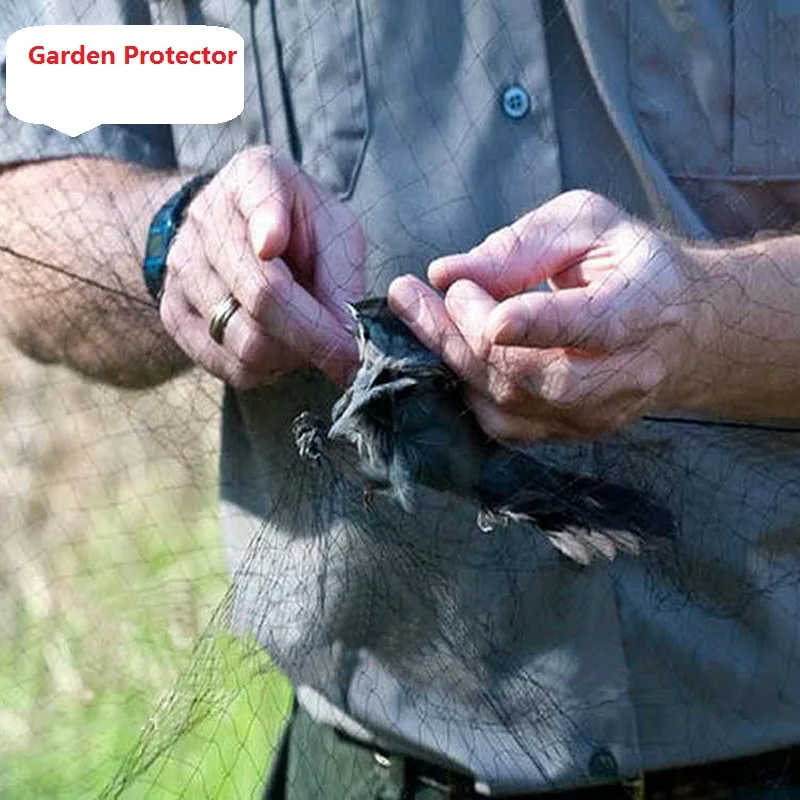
left=502, top=85, right=531, bottom=119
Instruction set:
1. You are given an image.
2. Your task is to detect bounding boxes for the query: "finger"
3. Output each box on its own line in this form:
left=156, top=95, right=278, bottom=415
left=236, top=255, right=358, bottom=386
left=428, top=190, right=622, bottom=297
left=168, top=215, right=299, bottom=375
left=444, top=280, right=596, bottom=419
left=313, top=211, right=366, bottom=329
left=224, top=150, right=317, bottom=295
left=443, top=279, right=497, bottom=358
left=233, top=154, right=365, bottom=328
left=172, top=227, right=232, bottom=316
left=160, top=291, right=280, bottom=389
left=176, top=257, right=297, bottom=375
left=199, top=194, right=358, bottom=385
left=486, top=283, right=634, bottom=352
left=230, top=154, right=365, bottom=333
left=469, top=348, right=657, bottom=441
left=387, top=274, right=486, bottom=387
left=390, top=275, right=560, bottom=423
left=226, top=148, right=295, bottom=263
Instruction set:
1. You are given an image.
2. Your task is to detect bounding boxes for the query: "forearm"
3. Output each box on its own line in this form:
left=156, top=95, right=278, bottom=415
left=665, top=237, right=800, bottom=420
left=0, top=156, right=193, bottom=388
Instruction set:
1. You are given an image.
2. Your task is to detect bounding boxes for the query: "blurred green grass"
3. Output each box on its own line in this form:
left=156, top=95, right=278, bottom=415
left=2, top=479, right=292, bottom=799
left=0, top=349, right=292, bottom=798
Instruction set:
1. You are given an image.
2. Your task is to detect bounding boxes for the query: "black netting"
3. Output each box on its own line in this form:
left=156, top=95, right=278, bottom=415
left=3, top=2, right=800, bottom=799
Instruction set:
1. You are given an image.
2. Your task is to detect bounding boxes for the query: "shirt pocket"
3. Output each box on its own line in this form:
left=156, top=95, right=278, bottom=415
left=272, top=0, right=370, bottom=198
left=629, top=0, right=800, bottom=180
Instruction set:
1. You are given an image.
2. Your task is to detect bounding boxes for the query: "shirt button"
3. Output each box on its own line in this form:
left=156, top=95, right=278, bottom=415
left=502, top=85, right=531, bottom=119
left=588, top=747, right=619, bottom=780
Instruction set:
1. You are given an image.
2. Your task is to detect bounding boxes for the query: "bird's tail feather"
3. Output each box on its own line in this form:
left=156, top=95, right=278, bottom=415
left=480, top=450, right=674, bottom=564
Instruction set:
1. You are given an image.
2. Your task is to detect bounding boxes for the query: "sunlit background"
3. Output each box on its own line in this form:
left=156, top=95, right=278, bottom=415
left=0, top=342, right=291, bottom=798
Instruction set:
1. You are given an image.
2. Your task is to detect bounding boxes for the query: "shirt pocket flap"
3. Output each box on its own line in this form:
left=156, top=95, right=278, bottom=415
left=629, top=0, right=800, bottom=179
left=274, top=0, right=370, bottom=198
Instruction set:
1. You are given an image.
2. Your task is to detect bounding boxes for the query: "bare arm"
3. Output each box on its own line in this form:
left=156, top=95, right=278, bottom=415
left=677, top=238, right=800, bottom=420
left=0, top=156, right=193, bottom=388
left=389, top=191, right=800, bottom=442
left=0, top=148, right=364, bottom=392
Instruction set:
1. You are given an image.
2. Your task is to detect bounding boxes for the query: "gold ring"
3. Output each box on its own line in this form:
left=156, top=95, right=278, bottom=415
left=208, top=292, right=241, bottom=344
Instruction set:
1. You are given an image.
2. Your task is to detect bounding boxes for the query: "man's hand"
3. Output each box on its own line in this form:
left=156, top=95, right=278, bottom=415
left=388, top=190, right=718, bottom=440
left=161, top=147, right=364, bottom=389
left=0, top=151, right=363, bottom=389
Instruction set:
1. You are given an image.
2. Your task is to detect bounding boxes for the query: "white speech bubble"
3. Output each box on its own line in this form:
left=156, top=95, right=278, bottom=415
left=6, top=25, right=244, bottom=137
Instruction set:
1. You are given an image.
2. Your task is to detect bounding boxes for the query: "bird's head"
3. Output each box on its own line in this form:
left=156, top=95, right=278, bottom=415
left=344, top=297, right=440, bottom=367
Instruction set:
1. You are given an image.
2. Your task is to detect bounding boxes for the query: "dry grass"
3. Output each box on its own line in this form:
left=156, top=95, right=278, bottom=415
left=0, top=341, right=291, bottom=798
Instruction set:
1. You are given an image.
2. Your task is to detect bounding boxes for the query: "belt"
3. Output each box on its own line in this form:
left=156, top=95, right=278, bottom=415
left=340, top=731, right=800, bottom=799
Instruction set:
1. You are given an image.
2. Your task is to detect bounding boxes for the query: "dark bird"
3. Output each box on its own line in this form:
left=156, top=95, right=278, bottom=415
left=326, top=297, right=674, bottom=564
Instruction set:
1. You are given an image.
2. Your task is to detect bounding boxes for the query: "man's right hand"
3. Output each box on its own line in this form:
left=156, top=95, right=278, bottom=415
left=161, top=146, right=365, bottom=389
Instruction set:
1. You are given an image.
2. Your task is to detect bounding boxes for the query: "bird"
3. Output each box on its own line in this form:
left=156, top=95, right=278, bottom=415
left=324, top=297, right=674, bottom=565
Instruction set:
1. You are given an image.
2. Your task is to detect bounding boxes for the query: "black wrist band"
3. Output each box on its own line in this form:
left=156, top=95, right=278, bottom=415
left=143, top=173, right=214, bottom=302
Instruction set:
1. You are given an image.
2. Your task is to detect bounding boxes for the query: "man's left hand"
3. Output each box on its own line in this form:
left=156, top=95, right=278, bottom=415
left=388, top=190, right=713, bottom=441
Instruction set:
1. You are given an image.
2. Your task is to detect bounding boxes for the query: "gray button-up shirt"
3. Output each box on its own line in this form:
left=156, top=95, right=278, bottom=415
left=4, top=1, right=800, bottom=794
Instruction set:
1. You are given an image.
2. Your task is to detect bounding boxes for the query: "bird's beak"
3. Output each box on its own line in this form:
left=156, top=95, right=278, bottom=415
left=328, top=409, right=354, bottom=441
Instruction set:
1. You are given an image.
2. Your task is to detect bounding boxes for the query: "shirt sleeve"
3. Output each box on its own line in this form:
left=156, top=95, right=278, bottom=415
left=0, top=0, right=176, bottom=169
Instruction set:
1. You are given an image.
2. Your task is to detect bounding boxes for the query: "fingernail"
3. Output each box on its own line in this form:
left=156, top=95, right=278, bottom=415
left=428, top=255, right=458, bottom=288
left=428, top=258, right=445, bottom=284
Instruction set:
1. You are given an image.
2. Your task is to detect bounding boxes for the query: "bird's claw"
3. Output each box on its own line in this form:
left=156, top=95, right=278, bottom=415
left=292, top=412, right=327, bottom=463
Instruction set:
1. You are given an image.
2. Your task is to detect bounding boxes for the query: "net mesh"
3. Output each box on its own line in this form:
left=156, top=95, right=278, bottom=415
left=3, top=1, right=800, bottom=798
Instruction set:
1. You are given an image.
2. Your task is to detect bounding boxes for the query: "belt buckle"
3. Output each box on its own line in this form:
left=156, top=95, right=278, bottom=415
left=623, top=773, right=645, bottom=800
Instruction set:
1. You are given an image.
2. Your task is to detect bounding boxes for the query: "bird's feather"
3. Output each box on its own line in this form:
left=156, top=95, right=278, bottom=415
left=327, top=298, right=674, bottom=563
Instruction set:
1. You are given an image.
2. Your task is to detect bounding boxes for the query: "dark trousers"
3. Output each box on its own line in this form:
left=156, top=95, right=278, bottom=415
left=264, top=702, right=800, bottom=800
left=263, top=702, right=458, bottom=800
